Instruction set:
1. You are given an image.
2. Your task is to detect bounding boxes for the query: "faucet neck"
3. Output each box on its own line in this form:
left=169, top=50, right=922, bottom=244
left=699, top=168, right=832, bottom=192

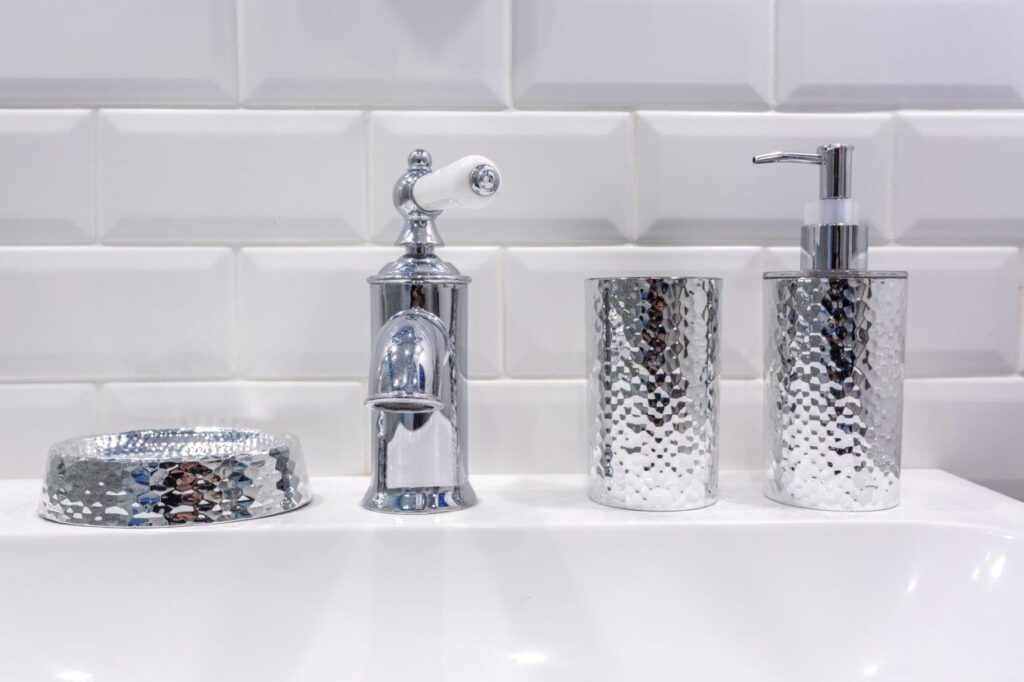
left=393, top=151, right=445, bottom=250
left=369, top=250, right=469, bottom=285
left=395, top=215, right=443, bottom=253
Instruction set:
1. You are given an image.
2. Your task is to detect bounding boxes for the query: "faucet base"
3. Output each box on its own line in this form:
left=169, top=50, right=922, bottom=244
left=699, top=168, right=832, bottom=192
left=361, top=483, right=478, bottom=514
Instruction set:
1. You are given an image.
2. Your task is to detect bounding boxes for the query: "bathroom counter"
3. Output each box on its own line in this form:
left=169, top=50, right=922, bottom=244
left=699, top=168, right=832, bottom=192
left=4, top=471, right=1023, bottom=681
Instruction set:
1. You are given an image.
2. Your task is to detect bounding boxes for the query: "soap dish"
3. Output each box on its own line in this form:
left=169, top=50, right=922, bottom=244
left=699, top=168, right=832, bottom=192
left=38, top=427, right=311, bottom=528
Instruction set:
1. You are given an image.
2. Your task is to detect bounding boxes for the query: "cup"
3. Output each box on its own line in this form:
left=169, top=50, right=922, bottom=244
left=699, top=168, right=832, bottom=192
left=585, top=276, right=721, bottom=511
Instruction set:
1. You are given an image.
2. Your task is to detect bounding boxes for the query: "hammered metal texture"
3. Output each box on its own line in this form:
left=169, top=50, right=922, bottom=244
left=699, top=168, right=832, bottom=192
left=764, top=274, right=907, bottom=511
left=586, top=277, right=720, bottom=511
left=39, top=428, right=310, bottom=527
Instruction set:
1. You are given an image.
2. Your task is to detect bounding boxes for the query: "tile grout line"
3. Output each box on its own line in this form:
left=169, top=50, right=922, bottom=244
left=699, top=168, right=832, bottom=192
left=233, top=0, right=246, bottom=106
left=768, top=0, right=778, bottom=110
left=497, top=247, right=509, bottom=378
left=89, top=110, right=100, bottom=246
left=888, top=112, right=900, bottom=245
left=232, top=246, right=243, bottom=381
left=504, top=0, right=516, bottom=111
left=93, top=381, right=102, bottom=432
left=627, top=111, right=639, bottom=243
left=364, top=110, right=373, bottom=244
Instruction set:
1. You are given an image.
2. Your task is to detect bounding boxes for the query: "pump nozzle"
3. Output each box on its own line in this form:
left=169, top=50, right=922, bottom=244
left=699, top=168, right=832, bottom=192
left=753, top=143, right=865, bottom=271
left=753, top=144, right=853, bottom=200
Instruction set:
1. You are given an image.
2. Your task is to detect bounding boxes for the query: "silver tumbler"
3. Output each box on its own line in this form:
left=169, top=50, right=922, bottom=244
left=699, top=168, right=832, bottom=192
left=764, top=273, right=907, bottom=511
left=586, top=276, right=721, bottom=511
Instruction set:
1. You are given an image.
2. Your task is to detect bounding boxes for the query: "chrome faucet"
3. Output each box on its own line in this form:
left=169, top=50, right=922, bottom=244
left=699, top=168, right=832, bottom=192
left=362, top=149, right=501, bottom=514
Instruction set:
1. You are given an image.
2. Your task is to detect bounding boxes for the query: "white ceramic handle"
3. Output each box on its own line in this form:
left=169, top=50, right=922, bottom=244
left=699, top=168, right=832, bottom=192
left=412, top=154, right=500, bottom=212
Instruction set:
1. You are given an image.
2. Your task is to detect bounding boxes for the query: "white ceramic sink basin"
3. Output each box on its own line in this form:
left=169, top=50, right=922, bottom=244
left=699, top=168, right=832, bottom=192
left=2, top=470, right=1022, bottom=681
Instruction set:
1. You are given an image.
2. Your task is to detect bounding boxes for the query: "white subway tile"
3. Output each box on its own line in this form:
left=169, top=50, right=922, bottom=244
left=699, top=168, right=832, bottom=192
left=239, top=247, right=502, bottom=379
left=0, top=248, right=235, bottom=380
left=0, top=111, right=93, bottom=244
left=457, top=248, right=504, bottom=378
left=470, top=380, right=586, bottom=474
left=894, top=113, right=1024, bottom=244
left=506, top=247, right=763, bottom=379
left=766, top=247, right=1021, bottom=377
left=513, top=0, right=770, bottom=109
left=240, top=0, right=505, bottom=107
left=99, top=381, right=364, bottom=476
left=719, top=379, right=763, bottom=472
left=370, top=112, right=631, bottom=245
left=904, top=377, right=1024, bottom=498
left=777, top=0, right=1024, bottom=110
left=1019, top=285, right=1024, bottom=373
left=637, top=113, right=894, bottom=245
left=0, top=0, right=237, bottom=106
left=0, top=384, right=97, bottom=479
left=98, top=111, right=365, bottom=245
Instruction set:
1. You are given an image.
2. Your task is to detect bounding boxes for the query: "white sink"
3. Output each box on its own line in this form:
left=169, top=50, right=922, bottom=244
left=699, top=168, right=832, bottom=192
left=2, top=470, right=1022, bottom=681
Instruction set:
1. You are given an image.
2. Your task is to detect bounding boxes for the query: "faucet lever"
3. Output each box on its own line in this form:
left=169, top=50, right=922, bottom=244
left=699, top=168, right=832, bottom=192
left=392, top=149, right=501, bottom=253
left=413, top=154, right=500, bottom=211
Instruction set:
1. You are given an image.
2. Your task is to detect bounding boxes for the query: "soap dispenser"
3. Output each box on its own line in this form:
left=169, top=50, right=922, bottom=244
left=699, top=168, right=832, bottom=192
left=753, top=144, right=907, bottom=511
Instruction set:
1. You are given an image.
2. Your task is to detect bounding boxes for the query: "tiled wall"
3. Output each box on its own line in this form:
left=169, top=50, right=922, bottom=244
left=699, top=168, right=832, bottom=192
left=2, top=0, right=1024, bottom=498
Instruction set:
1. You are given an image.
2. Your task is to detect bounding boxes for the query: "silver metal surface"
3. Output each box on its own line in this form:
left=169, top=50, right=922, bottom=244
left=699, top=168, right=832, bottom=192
left=393, top=149, right=444, bottom=251
left=764, top=274, right=907, bottom=511
left=469, top=163, right=500, bottom=196
left=586, top=277, right=721, bottom=511
left=801, top=223, right=868, bottom=271
left=38, top=428, right=310, bottom=527
left=363, top=148, right=498, bottom=514
left=366, top=308, right=448, bottom=412
left=753, top=143, right=853, bottom=200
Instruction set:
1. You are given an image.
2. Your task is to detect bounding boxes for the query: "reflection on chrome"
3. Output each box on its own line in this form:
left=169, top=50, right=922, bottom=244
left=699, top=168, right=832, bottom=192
left=366, top=309, right=448, bottom=413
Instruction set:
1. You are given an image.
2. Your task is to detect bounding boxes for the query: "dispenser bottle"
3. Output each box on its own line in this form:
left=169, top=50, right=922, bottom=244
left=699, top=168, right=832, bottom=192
left=753, top=144, right=907, bottom=511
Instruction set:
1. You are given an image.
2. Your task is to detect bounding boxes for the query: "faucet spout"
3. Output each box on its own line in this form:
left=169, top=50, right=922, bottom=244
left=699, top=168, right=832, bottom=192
left=365, top=309, right=449, bottom=413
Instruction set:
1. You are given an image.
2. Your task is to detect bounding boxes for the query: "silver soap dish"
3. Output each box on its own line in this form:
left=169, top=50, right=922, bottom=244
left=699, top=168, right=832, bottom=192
left=38, top=428, right=311, bottom=528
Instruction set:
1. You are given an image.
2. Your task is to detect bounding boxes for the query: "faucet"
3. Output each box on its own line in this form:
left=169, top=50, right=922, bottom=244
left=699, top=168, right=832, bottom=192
left=362, top=149, right=501, bottom=514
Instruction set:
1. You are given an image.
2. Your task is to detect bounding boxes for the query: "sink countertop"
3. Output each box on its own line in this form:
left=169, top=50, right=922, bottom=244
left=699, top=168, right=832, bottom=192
left=6, top=469, right=1024, bottom=681
left=6, top=469, right=1024, bottom=537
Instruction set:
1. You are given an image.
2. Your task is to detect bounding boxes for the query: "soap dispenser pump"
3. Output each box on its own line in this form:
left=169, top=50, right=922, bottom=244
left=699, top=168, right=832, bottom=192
left=753, top=144, right=907, bottom=511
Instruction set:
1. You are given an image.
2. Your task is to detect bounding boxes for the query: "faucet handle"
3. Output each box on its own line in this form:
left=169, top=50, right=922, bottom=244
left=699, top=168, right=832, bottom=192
left=392, top=149, right=501, bottom=253
left=413, top=154, right=500, bottom=212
